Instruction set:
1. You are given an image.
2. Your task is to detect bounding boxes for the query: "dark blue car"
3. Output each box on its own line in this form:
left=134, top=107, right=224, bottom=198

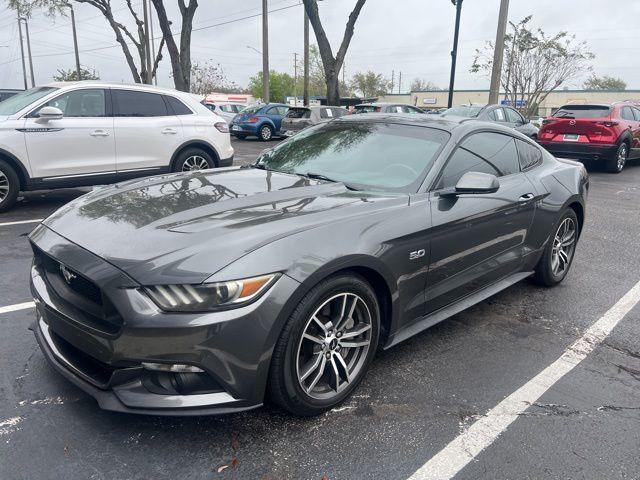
left=230, top=103, right=290, bottom=141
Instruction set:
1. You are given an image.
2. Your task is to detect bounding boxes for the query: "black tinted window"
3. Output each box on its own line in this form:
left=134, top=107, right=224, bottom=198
left=461, top=132, right=519, bottom=175
left=287, top=108, right=311, bottom=119
left=553, top=105, right=611, bottom=119
left=516, top=139, right=542, bottom=170
left=437, top=149, right=500, bottom=190
left=505, top=108, right=523, bottom=124
left=165, top=96, right=192, bottom=115
left=114, top=90, right=168, bottom=117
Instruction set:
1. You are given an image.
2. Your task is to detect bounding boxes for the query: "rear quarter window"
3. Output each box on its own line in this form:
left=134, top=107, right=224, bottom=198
left=516, top=139, right=543, bottom=170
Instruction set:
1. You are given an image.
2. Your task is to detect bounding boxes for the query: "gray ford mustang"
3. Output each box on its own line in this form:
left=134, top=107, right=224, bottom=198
left=29, top=114, right=588, bottom=416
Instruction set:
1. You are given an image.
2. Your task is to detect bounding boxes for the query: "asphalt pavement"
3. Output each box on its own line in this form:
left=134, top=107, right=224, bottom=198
left=0, top=138, right=639, bottom=480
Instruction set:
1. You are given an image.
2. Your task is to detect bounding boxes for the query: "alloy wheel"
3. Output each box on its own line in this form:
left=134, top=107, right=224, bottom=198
left=0, top=170, right=9, bottom=203
left=551, top=217, right=576, bottom=277
left=260, top=126, right=272, bottom=141
left=181, top=155, right=210, bottom=172
left=617, top=144, right=627, bottom=172
left=296, top=292, right=373, bottom=400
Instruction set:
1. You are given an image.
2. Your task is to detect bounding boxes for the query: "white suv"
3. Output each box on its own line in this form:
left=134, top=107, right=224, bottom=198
left=0, top=81, right=234, bottom=211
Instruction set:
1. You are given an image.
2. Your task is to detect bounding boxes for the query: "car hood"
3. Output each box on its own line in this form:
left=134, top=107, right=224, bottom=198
left=42, top=168, right=404, bottom=285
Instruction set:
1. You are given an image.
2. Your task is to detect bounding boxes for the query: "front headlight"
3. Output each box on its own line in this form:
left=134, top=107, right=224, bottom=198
left=143, top=274, right=279, bottom=312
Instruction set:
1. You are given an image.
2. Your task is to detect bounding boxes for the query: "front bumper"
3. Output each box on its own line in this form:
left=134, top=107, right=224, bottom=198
left=538, top=141, right=617, bottom=162
left=29, top=225, right=299, bottom=415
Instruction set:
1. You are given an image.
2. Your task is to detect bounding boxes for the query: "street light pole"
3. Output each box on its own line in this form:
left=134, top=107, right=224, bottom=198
left=447, top=0, right=463, bottom=108
left=22, top=18, right=35, bottom=87
left=303, top=9, right=309, bottom=106
left=262, top=0, right=270, bottom=103
left=142, top=0, right=153, bottom=84
left=17, top=13, right=27, bottom=90
left=70, top=4, right=82, bottom=81
left=488, top=0, right=509, bottom=105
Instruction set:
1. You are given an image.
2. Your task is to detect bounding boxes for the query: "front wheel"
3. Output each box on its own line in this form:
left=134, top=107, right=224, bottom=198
left=268, top=274, right=380, bottom=416
left=533, top=208, right=579, bottom=287
left=605, top=142, right=628, bottom=173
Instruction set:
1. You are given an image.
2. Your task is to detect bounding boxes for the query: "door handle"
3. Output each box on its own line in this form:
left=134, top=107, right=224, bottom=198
left=90, top=129, right=109, bottom=137
left=162, top=128, right=178, bottom=134
left=518, top=193, right=535, bottom=202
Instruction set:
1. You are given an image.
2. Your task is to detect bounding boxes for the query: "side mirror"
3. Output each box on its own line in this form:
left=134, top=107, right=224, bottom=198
left=441, top=171, right=500, bottom=197
left=37, top=106, right=63, bottom=121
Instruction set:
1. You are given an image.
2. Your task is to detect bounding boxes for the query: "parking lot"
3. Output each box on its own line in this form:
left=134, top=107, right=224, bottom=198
left=1, top=137, right=639, bottom=480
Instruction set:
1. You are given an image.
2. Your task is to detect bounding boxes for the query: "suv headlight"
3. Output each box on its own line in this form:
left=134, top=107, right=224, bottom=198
left=143, top=274, right=278, bottom=312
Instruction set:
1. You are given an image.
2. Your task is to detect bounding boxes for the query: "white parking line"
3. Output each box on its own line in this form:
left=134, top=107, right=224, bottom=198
left=0, top=302, right=35, bottom=315
left=0, top=219, right=42, bottom=227
left=408, top=279, right=640, bottom=480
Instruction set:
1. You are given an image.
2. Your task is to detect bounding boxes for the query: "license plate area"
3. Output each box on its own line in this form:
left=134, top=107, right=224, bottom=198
left=563, top=134, right=579, bottom=141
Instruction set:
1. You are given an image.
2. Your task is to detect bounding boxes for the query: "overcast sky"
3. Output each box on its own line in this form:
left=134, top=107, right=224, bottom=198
left=1, top=0, right=639, bottom=92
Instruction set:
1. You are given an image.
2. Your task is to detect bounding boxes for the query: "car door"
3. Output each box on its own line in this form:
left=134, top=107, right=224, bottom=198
left=112, top=88, right=184, bottom=173
left=623, top=106, right=640, bottom=159
left=426, top=131, right=537, bottom=313
left=265, top=106, right=288, bottom=132
left=22, top=87, right=115, bottom=179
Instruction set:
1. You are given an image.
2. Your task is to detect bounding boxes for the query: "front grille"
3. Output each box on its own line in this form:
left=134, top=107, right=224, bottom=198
left=33, top=246, right=123, bottom=335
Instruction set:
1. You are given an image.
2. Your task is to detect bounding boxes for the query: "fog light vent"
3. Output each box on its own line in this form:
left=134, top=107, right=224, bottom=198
left=142, top=362, right=204, bottom=373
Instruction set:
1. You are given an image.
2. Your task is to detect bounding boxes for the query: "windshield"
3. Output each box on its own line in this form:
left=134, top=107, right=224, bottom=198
left=553, top=105, right=611, bottom=119
left=0, top=87, right=57, bottom=115
left=442, top=105, right=483, bottom=118
left=256, top=121, right=449, bottom=191
left=354, top=105, right=376, bottom=114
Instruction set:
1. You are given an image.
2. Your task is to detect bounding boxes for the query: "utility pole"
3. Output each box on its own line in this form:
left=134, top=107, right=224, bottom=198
left=391, top=70, right=395, bottom=93
left=17, top=12, right=27, bottom=90
left=447, top=0, right=463, bottom=108
left=70, top=4, right=82, bottom=81
left=303, top=9, right=309, bottom=106
left=262, top=0, right=270, bottom=103
left=149, top=1, right=157, bottom=85
left=398, top=71, right=402, bottom=94
left=293, top=52, right=298, bottom=106
left=22, top=18, right=35, bottom=87
left=488, top=0, right=509, bottom=104
left=142, top=0, right=153, bottom=84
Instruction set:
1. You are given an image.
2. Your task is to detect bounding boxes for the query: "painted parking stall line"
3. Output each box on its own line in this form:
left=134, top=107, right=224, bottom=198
left=0, top=219, right=42, bottom=227
left=0, top=302, right=35, bottom=315
left=408, top=279, right=640, bottom=480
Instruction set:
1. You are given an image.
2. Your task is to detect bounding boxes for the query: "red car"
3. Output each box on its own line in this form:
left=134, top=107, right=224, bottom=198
left=538, top=102, right=640, bottom=173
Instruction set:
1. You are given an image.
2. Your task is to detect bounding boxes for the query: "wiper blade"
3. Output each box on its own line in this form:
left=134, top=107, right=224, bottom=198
left=303, top=172, right=360, bottom=191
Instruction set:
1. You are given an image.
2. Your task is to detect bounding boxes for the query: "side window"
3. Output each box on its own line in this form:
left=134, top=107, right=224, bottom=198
left=332, top=108, right=347, bottom=118
left=487, top=109, right=497, bottom=121
left=113, top=90, right=168, bottom=117
left=620, top=106, right=635, bottom=121
left=266, top=107, right=279, bottom=115
left=461, top=132, right=520, bottom=175
left=515, top=139, right=543, bottom=170
left=319, top=108, right=334, bottom=119
left=632, top=107, right=640, bottom=121
left=205, top=104, right=216, bottom=111
left=38, top=89, right=106, bottom=117
left=278, top=106, right=290, bottom=116
left=436, top=148, right=500, bottom=190
left=505, top=108, right=524, bottom=124
left=493, top=108, right=506, bottom=122
left=164, top=96, right=192, bottom=115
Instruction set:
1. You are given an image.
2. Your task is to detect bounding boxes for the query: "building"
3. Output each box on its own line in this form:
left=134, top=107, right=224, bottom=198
left=377, top=89, right=640, bottom=117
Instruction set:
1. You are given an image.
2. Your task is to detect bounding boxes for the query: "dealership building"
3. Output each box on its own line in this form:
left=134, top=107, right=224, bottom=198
left=378, top=89, right=640, bottom=117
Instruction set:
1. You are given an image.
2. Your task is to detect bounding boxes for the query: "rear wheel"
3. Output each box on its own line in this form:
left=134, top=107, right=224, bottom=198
left=533, top=208, right=578, bottom=287
left=172, top=148, right=216, bottom=172
left=0, top=160, right=19, bottom=212
left=268, top=274, right=380, bottom=416
left=259, top=124, right=273, bottom=141
left=605, top=142, right=628, bottom=173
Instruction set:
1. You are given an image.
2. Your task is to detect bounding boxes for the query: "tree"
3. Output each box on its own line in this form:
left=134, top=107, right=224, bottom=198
left=248, top=71, right=295, bottom=103
left=302, top=0, right=367, bottom=105
left=583, top=75, right=626, bottom=91
left=53, top=66, right=100, bottom=81
left=350, top=71, right=390, bottom=98
left=410, top=78, right=441, bottom=91
left=9, top=0, right=165, bottom=85
left=151, top=0, right=198, bottom=92
left=471, top=16, right=594, bottom=117
left=190, top=62, right=239, bottom=95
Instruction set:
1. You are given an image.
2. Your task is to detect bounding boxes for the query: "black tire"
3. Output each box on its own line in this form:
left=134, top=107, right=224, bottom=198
left=0, top=159, right=19, bottom=212
left=171, top=147, right=216, bottom=173
left=268, top=273, right=380, bottom=416
left=258, top=124, right=274, bottom=142
left=234, top=134, right=247, bottom=140
left=605, top=142, right=628, bottom=173
left=533, top=208, right=579, bottom=287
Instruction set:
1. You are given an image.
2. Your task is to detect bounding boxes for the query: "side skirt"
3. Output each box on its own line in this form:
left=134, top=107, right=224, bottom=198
left=384, top=271, right=534, bottom=349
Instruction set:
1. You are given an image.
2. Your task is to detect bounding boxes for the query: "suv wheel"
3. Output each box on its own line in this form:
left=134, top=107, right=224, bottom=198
left=268, top=273, right=380, bottom=416
left=606, top=142, right=628, bottom=173
left=259, top=125, right=274, bottom=141
left=0, top=160, right=19, bottom=212
left=173, top=148, right=216, bottom=172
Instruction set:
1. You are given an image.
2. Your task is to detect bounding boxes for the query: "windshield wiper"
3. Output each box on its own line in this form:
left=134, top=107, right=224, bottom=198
left=303, top=172, right=360, bottom=191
